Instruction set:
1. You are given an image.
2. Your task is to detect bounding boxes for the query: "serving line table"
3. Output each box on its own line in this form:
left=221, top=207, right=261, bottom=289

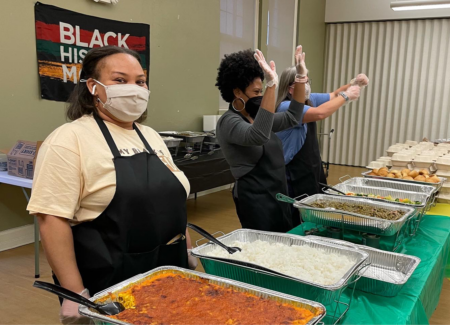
left=0, top=170, right=39, bottom=278
left=288, top=215, right=450, bottom=325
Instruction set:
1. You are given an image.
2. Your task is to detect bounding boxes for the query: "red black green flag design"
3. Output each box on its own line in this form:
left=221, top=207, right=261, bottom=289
left=35, top=2, right=150, bottom=102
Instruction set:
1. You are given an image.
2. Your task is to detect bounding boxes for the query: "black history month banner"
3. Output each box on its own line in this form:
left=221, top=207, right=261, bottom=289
left=35, top=2, right=150, bottom=102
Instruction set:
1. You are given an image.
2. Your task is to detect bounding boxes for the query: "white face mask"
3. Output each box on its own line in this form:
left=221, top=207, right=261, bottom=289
left=305, top=83, right=311, bottom=100
left=93, top=80, right=150, bottom=122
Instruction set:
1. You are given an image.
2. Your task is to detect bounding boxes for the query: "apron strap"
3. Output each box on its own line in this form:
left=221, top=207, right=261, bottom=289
left=94, top=114, right=156, bottom=157
left=133, top=124, right=155, bottom=154
left=94, top=114, right=121, bottom=158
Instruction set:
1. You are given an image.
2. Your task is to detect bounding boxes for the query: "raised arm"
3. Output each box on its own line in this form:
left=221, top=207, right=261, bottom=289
left=303, top=86, right=361, bottom=123
left=330, top=73, right=369, bottom=99
left=272, top=45, right=307, bottom=132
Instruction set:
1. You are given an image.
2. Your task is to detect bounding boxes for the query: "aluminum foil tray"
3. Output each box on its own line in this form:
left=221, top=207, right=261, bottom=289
left=306, top=236, right=421, bottom=297
left=362, top=171, right=446, bottom=193
left=295, top=194, right=415, bottom=236
left=191, top=229, right=368, bottom=306
left=159, top=132, right=206, bottom=143
left=339, top=177, right=435, bottom=196
left=79, top=266, right=326, bottom=325
left=162, top=138, right=182, bottom=148
left=324, top=184, right=429, bottom=208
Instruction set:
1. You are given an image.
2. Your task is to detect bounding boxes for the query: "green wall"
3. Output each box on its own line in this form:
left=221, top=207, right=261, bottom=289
left=298, top=0, right=327, bottom=140
left=298, top=0, right=326, bottom=94
left=0, top=0, right=327, bottom=233
left=0, top=0, right=220, bottom=231
left=258, top=0, right=326, bottom=92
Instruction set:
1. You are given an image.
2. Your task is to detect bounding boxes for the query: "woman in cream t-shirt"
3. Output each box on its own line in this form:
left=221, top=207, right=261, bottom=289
left=29, top=114, right=190, bottom=223
left=27, top=46, right=195, bottom=325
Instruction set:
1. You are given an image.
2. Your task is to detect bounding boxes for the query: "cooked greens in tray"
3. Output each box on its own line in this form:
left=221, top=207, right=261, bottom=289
left=310, top=200, right=406, bottom=221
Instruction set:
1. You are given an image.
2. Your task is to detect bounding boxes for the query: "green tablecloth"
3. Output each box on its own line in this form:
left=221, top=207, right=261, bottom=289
left=288, top=215, right=450, bottom=325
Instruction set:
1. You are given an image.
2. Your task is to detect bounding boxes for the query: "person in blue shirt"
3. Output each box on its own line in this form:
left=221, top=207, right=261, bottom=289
left=276, top=66, right=368, bottom=225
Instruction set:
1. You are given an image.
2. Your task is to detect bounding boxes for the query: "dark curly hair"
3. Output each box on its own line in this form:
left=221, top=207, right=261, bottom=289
left=215, top=49, right=264, bottom=103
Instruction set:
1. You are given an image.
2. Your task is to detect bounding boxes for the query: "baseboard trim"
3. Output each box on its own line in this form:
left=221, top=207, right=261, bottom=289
left=0, top=224, right=38, bottom=252
left=188, top=184, right=232, bottom=200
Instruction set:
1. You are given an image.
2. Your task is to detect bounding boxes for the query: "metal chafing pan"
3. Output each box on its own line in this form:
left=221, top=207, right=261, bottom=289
left=159, top=131, right=206, bottom=144
left=338, top=177, right=435, bottom=196
left=295, top=194, right=415, bottom=236
left=324, top=180, right=434, bottom=236
left=79, top=266, right=326, bottom=325
left=306, top=236, right=421, bottom=297
left=361, top=170, right=446, bottom=193
left=191, top=229, right=368, bottom=306
left=323, top=184, right=429, bottom=208
left=161, top=137, right=182, bottom=148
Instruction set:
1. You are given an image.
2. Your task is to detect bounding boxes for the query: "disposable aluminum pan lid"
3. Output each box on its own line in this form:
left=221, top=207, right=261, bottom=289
left=305, top=236, right=421, bottom=285
left=79, top=266, right=326, bottom=325
left=324, top=184, right=429, bottom=208
left=339, top=177, right=436, bottom=196
left=295, top=194, right=415, bottom=225
left=191, top=229, right=369, bottom=291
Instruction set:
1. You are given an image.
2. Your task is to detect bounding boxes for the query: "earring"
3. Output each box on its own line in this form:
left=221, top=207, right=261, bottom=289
left=232, top=98, right=245, bottom=112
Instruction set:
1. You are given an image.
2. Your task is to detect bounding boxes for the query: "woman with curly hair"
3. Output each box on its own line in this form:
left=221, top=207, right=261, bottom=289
left=215, top=46, right=308, bottom=232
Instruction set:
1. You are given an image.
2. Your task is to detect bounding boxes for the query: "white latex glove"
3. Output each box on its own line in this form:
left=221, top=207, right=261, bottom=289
left=295, top=45, right=308, bottom=77
left=187, top=249, right=198, bottom=270
left=350, top=73, right=369, bottom=87
left=60, top=288, right=93, bottom=325
left=254, top=49, right=278, bottom=88
left=345, top=85, right=361, bottom=102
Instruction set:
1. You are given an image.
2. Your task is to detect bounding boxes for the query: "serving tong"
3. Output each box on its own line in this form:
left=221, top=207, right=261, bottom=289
left=33, top=281, right=125, bottom=316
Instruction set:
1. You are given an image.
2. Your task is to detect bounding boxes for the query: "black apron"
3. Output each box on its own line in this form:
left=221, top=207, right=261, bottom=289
left=286, top=121, right=327, bottom=226
left=231, top=109, right=293, bottom=233
left=62, top=115, right=188, bottom=295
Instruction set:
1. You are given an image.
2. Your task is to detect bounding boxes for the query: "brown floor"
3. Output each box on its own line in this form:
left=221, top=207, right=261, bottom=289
left=0, top=165, right=449, bottom=324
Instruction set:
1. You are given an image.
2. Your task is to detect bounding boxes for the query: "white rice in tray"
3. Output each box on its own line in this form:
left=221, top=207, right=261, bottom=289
left=205, top=240, right=356, bottom=286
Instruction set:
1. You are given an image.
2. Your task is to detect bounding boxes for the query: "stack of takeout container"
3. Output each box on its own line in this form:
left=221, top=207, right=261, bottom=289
left=386, top=144, right=410, bottom=157
left=391, top=153, right=413, bottom=169
left=376, top=156, right=392, bottom=167
left=435, top=156, right=450, bottom=203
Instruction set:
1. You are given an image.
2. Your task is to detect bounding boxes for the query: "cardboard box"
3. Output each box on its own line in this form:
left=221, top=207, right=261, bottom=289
left=34, top=141, right=44, bottom=167
left=7, top=140, right=39, bottom=179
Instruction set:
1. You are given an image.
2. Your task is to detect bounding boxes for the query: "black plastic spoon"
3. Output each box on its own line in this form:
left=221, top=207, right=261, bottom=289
left=187, top=223, right=241, bottom=254
left=319, top=182, right=346, bottom=195
left=33, top=281, right=125, bottom=316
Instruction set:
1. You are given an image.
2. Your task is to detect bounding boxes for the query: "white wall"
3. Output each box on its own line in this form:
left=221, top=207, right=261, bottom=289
left=326, top=0, right=450, bottom=22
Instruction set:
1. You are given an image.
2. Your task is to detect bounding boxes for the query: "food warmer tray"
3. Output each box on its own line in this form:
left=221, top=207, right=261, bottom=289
left=159, top=131, right=206, bottom=144
left=79, top=266, right=326, bottom=325
left=338, top=177, right=435, bottom=196
left=161, top=137, right=182, bottom=148
left=323, top=184, right=429, bottom=209
left=361, top=171, right=446, bottom=193
left=295, top=194, right=415, bottom=236
left=306, top=236, right=421, bottom=297
left=323, top=182, right=431, bottom=236
left=191, top=229, right=368, bottom=306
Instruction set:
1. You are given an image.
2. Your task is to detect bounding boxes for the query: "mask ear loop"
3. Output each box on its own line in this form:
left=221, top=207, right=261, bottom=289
left=232, top=98, right=245, bottom=112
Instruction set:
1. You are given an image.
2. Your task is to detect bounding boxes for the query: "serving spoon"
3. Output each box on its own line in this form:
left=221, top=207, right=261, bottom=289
left=33, top=281, right=125, bottom=316
left=276, top=193, right=336, bottom=210
left=318, top=182, right=347, bottom=195
left=187, top=223, right=241, bottom=254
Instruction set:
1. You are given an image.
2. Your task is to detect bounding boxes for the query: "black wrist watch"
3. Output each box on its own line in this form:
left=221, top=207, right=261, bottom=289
left=339, top=91, right=349, bottom=102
